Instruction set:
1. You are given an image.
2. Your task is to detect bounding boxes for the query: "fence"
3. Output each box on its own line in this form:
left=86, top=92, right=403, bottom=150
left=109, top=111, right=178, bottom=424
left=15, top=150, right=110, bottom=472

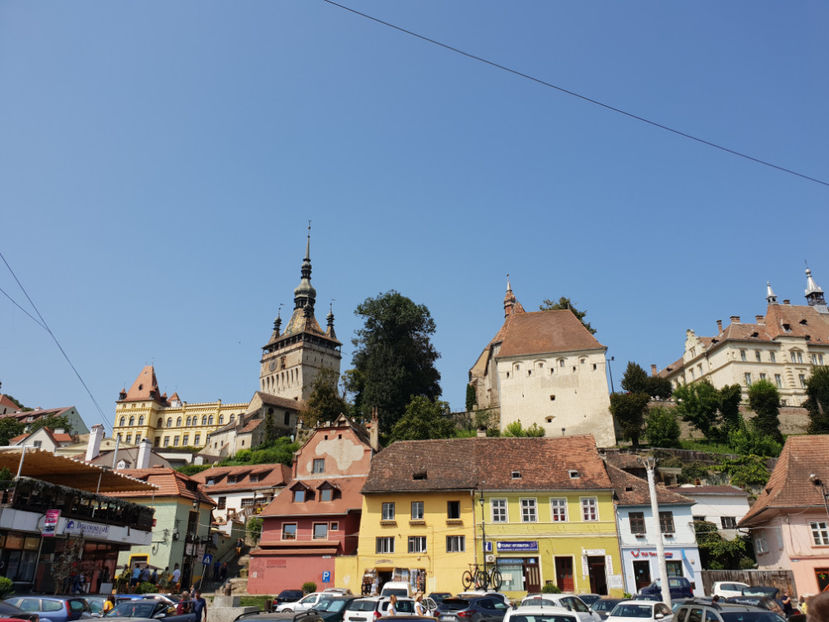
left=700, top=569, right=797, bottom=598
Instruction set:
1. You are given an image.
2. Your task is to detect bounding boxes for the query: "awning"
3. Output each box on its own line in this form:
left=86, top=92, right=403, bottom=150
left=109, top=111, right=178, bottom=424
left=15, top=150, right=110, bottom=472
left=0, top=448, right=157, bottom=492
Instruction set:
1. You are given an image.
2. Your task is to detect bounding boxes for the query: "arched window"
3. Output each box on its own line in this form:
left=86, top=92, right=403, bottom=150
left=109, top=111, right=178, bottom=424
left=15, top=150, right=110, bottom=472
left=230, top=414, right=235, bottom=423
left=192, top=417, right=198, bottom=426
left=219, top=415, right=224, bottom=425
left=208, top=415, right=214, bottom=425
left=202, top=416, right=207, bottom=425
left=186, top=416, right=191, bottom=426
left=138, top=415, right=144, bottom=425
left=157, top=418, right=162, bottom=427
left=120, top=416, right=126, bottom=427
left=167, top=417, right=173, bottom=427
left=129, top=416, right=135, bottom=426
left=176, top=417, right=182, bottom=427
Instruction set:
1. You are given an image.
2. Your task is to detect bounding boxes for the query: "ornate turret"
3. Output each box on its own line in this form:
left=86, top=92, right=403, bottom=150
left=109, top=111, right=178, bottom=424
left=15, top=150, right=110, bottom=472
left=766, top=281, right=778, bottom=305
left=504, top=276, right=516, bottom=317
left=270, top=308, right=282, bottom=341
left=293, top=227, right=316, bottom=312
left=805, top=267, right=827, bottom=309
left=326, top=302, right=337, bottom=339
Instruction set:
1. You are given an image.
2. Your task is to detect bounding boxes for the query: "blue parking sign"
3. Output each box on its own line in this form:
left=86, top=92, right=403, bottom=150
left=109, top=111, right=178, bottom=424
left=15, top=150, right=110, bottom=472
left=322, top=570, right=331, bottom=583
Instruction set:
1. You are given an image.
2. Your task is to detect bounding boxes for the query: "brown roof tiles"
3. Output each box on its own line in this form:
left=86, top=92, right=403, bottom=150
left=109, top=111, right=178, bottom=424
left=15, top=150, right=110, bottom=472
left=115, top=467, right=215, bottom=505
left=191, top=463, right=291, bottom=494
left=606, top=464, right=693, bottom=506
left=498, top=310, right=605, bottom=358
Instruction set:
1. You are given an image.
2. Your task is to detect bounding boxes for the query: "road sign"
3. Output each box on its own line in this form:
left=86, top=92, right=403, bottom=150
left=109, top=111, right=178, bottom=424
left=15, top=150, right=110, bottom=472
left=202, top=553, right=213, bottom=566
left=322, top=570, right=331, bottom=583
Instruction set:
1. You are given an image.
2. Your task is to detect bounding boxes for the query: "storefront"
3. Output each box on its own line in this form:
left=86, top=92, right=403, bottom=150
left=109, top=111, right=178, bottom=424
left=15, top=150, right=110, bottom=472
left=489, top=541, right=541, bottom=593
left=359, top=564, right=426, bottom=594
left=620, top=546, right=702, bottom=596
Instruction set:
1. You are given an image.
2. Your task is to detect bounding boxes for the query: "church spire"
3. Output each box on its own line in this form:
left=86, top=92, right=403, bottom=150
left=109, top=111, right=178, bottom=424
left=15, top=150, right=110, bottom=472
left=504, top=274, right=516, bottom=318
left=293, top=222, right=317, bottom=311
left=805, top=266, right=826, bottom=307
left=766, top=281, right=778, bottom=305
left=326, top=301, right=337, bottom=339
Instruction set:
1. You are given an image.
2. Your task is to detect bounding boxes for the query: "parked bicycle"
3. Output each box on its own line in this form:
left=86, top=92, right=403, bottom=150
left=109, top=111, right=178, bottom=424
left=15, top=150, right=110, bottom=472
left=461, top=564, right=503, bottom=591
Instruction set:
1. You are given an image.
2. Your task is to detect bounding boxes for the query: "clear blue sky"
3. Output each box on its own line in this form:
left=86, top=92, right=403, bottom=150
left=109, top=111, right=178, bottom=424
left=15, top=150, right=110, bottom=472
left=1, top=1, right=827, bottom=433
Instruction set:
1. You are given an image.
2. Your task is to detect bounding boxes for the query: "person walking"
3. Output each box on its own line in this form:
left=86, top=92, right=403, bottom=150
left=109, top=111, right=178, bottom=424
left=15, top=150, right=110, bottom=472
left=171, top=564, right=181, bottom=591
left=414, top=594, right=425, bottom=616
left=388, top=595, right=398, bottom=616
left=103, top=597, right=115, bottom=614
left=130, top=565, right=141, bottom=589
left=782, top=592, right=793, bottom=617
left=176, top=592, right=191, bottom=615
left=192, top=590, right=207, bottom=622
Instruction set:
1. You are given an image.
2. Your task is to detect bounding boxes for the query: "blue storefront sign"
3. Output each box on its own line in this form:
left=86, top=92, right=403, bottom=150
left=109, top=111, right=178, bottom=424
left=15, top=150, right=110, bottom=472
left=496, top=541, right=538, bottom=553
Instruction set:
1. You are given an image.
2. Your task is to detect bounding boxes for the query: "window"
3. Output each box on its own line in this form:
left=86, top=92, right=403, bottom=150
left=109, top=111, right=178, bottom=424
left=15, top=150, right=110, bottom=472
left=282, top=524, right=297, bottom=540
left=775, top=374, right=783, bottom=388
left=163, top=436, right=169, bottom=447
left=411, top=501, right=424, bottom=520
left=446, top=535, right=465, bottom=552
left=659, top=511, right=675, bottom=534
left=173, top=435, right=179, bottom=446
left=186, top=416, right=191, bottom=426
left=330, top=522, right=339, bottom=531
left=581, top=497, right=598, bottom=521
left=217, top=497, right=226, bottom=509
left=811, top=521, right=829, bottom=546
left=167, top=417, right=172, bottom=427
left=800, top=374, right=807, bottom=388
left=755, top=534, right=767, bottom=554
left=756, top=350, right=762, bottom=362
left=447, top=500, right=461, bottom=519
left=313, top=523, right=328, bottom=539
left=125, top=434, right=132, bottom=444
left=744, top=372, right=752, bottom=386
left=240, top=498, right=255, bottom=507
left=293, top=490, right=305, bottom=503
left=760, top=373, right=767, bottom=381
left=202, top=416, right=207, bottom=425
left=320, top=488, right=333, bottom=502
left=382, top=502, right=395, bottom=521
left=182, top=434, right=189, bottom=445
left=208, top=415, right=214, bottom=425
left=792, top=351, right=803, bottom=363
left=128, top=416, right=135, bottom=426
left=740, top=350, right=747, bottom=361
left=521, top=498, right=537, bottom=523
left=219, top=415, right=224, bottom=424
left=119, top=417, right=126, bottom=427
left=176, top=417, right=182, bottom=427
left=138, top=415, right=144, bottom=425
left=376, top=537, right=394, bottom=554
left=32, top=440, right=42, bottom=449
left=721, top=516, right=737, bottom=529
left=550, top=498, right=568, bottom=522
left=770, top=352, right=776, bottom=363
left=629, top=512, right=646, bottom=535
left=491, top=499, right=507, bottom=523
left=194, top=434, right=200, bottom=445
left=312, top=459, right=325, bottom=473
left=408, top=536, right=427, bottom=553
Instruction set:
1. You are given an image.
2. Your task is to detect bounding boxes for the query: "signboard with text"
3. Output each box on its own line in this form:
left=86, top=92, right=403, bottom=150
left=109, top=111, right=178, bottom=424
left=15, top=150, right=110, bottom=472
left=42, top=509, right=61, bottom=537
left=496, top=541, right=538, bottom=553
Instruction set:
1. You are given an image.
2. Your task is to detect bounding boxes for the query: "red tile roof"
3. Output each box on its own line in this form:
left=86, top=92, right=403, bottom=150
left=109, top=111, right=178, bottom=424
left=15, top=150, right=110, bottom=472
left=740, top=435, right=829, bottom=527
left=120, top=366, right=165, bottom=403
left=255, top=392, right=304, bottom=411
left=115, top=467, right=215, bottom=505
left=240, top=419, right=263, bottom=434
left=0, top=395, right=20, bottom=410
left=259, top=475, right=367, bottom=521
left=363, top=436, right=610, bottom=493
left=191, top=463, right=291, bottom=494
left=497, top=310, right=605, bottom=358
left=606, top=464, right=693, bottom=506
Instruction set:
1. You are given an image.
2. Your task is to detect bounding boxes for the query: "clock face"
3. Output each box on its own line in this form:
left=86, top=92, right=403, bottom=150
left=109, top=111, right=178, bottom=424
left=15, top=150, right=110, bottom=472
left=269, top=361, right=276, bottom=371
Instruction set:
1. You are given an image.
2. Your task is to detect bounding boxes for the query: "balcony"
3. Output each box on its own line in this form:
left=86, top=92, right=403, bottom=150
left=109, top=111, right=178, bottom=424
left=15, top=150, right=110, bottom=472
left=0, top=476, right=154, bottom=531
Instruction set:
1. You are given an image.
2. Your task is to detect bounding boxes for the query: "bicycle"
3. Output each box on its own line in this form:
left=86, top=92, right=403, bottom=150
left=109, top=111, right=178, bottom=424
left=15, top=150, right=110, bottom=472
left=461, top=564, right=503, bottom=591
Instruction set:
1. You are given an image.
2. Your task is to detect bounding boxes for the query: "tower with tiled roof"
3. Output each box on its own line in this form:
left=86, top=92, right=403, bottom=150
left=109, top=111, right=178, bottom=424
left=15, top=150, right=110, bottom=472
left=805, top=267, right=828, bottom=312
left=259, top=229, right=341, bottom=402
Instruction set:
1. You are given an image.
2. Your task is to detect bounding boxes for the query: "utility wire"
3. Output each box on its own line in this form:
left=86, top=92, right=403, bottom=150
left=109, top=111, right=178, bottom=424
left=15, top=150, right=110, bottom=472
left=322, top=0, right=829, bottom=188
left=0, top=250, right=112, bottom=433
left=0, top=285, right=47, bottom=330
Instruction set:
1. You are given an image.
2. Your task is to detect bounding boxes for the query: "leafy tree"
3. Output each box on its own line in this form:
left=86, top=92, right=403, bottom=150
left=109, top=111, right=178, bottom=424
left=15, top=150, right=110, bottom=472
left=728, top=421, right=781, bottom=457
left=694, top=519, right=755, bottom=569
left=0, top=576, right=12, bottom=599
left=678, top=461, right=711, bottom=485
left=644, top=406, right=681, bottom=448
left=502, top=420, right=545, bottom=437
left=539, top=297, right=595, bottom=334
left=29, top=414, right=72, bottom=434
left=718, top=384, right=743, bottom=433
left=718, top=454, right=770, bottom=489
left=465, top=384, right=477, bottom=412
left=263, top=411, right=277, bottom=445
left=647, top=376, right=673, bottom=400
left=673, top=380, right=721, bottom=440
left=389, top=396, right=456, bottom=442
left=218, top=437, right=299, bottom=467
left=621, top=362, right=650, bottom=394
left=748, top=379, right=783, bottom=443
left=805, top=366, right=829, bottom=433
left=0, top=418, right=24, bottom=445
left=610, top=392, right=650, bottom=449
left=301, top=369, right=349, bottom=428
left=347, top=291, right=441, bottom=434
left=247, top=517, right=263, bottom=543
left=175, top=464, right=211, bottom=476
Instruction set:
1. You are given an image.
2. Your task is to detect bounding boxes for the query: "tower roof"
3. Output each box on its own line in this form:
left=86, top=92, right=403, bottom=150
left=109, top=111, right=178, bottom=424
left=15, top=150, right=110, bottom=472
left=120, top=366, right=166, bottom=404
left=766, top=281, right=778, bottom=304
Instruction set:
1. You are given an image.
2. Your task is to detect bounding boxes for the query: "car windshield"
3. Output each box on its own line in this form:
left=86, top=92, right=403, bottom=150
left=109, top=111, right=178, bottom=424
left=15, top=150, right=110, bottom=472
left=440, top=600, right=470, bottom=611
left=522, top=598, right=557, bottom=607
left=721, top=613, right=785, bottom=622
left=610, top=604, right=652, bottom=618
left=316, top=600, right=348, bottom=612
left=107, top=602, right=159, bottom=617
left=510, top=616, right=578, bottom=622
left=592, top=600, right=620, bottom=612
left=347, top=600, right=377, bottom=612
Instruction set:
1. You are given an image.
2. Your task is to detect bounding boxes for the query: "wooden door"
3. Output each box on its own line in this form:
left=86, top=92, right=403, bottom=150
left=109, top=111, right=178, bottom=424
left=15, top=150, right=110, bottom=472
left=524, top=559, right=541, bottom=593
left=555, top=556, right=574, bottom=592
left=633, top=560, right=651, bottom=591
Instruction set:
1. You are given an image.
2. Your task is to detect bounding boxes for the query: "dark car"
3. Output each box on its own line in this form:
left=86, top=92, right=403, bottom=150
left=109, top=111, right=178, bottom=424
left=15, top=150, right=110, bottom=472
left=638, top=577, right=693, bottom=601
left=723, top=596, right=783, bottom=614
left=0, top=600, right=39, bottom=622
left=429, top=595, right=452, bottom=606
left=674, top=600, right=785, bottom=622
left=102, top=599, right=196, bottom=622
left=234, top=612, right=324, bottom=622
left=589, top=599, right=625, bottom=621
left=4, top=597, right=90, bottom=622
left=577, top=596, right=600, bottom=609
left=437, top=597, right=509, bottom=622
left=309, top=597, right=357, bottom=622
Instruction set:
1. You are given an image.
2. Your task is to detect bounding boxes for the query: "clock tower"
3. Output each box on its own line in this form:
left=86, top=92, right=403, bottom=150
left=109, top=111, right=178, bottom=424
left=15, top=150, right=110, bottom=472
left=259, top=230, right=342, bottom=402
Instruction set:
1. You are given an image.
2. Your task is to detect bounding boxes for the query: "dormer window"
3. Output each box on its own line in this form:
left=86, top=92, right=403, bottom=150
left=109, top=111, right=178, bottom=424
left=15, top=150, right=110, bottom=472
left=569, top=470, right=580, bottom=479
left=293, top=490, right=305, bottom=503
left=783, top=323, right=792, bottom=333
left=413, top=471, right=427, bottom=480
left=511, top=470, right=521, bottom=479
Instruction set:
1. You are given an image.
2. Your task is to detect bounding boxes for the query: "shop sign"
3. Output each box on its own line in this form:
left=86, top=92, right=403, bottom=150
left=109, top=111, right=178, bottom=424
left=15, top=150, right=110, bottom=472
left=496, top=541, right=538, bottom=552
left=42, top=509, right=61, bottom=537
left=630, top=549, right=673, bottom=559
left=65, top=519, right=109, bottom=537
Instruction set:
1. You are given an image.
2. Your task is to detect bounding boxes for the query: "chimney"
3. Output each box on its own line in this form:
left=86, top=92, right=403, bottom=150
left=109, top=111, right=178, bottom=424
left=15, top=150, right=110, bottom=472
left=716, top=319, right=723, bottom=333
left=85, top=424, right=105, bottom=462
left=755, top=314, right=764, bottom=323
left=783, top=299, right=791, bottom=305
left=369, top=406, right=379, bottom=452
left=137, top=438, right=152, bottom=469
left=730, top=315, right=740, bottom=324
left=650, top=364, right=658, bottom=377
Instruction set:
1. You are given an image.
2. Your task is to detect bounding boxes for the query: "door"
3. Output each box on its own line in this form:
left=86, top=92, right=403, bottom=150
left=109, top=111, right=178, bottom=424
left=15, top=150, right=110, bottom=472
left=555, top=556, right=574, bottom=592
left=633, top=560, right=651, bottom=591
left=815, top=568, right=829, bottom=592
left=587, top=556, right=607, bottom=595
left=523, top=559, right=541, bottom=594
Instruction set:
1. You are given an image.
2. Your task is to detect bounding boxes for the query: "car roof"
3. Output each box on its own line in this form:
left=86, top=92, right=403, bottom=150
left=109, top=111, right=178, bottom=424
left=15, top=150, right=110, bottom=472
left=616, top=600, right=661, bottom=606
left=511, top=607, right=574, bottom=615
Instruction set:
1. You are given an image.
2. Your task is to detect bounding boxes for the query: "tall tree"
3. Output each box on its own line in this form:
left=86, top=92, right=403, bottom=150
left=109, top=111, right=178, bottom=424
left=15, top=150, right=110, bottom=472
left=718, top=384, right=744, bottom=432
left=300, top=369, right=350, bottom=428
left=347, top=291, right=441, bottom=434
left=673, top=380, right=722, bottom=440
left=389, top=396, right=456, bottom=442
left=0, top=418, right=24, bottom=445
left=805, top=366, right=829, bottom=434
left=748, top=379, right=783, bottom=443
left=539, top=297, right=595, bottom=334
left=621, top=362, right=650, bottom=394
left=645, top=406, right=681, bottom=448
left=29, top=414, right=71, bottom=434
left=610, top=392, right=650, bottom=449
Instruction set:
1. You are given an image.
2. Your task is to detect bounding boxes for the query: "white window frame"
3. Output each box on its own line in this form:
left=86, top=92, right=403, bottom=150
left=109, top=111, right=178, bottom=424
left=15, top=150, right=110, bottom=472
left=312, top=458, right=325, bottom=474
left=550, top=498, right=568, bottom=522
left=411, top=501, right=424, bottom=520
left=282, top=523, right=297, bottom=540
left=811, top=521, right=829, bottom=546
left=382, top=502, right=395, bottom=521
left=408, top=536, right=427, bottom=553
left=491, top=498, right=508, bottom=523
left=376, top=536, right=395, bottom=554
left=446, top=535, right=465, bottom=552
left=312, top=522, right=328, bottom=540
left=520, top=498, right=538, bottom=523
left=581, top=497, right=599, bottom=522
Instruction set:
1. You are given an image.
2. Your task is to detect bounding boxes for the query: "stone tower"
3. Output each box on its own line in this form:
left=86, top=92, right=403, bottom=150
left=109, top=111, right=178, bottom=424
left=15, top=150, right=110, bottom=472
left=259, top=230, right=342, bottom=402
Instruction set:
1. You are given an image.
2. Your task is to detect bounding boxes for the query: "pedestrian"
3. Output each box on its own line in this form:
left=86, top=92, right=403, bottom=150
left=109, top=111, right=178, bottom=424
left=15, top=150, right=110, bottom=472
left=192, top=590, right=207, bottom=622
left=219, top=562, right=228, bottom=582
left=130, top=565, right=142, bottom=589
left=140, top=565, right=150, bottom=584
left=782, top=592, right=793, bottom=617
left=176, top=592, right=191, bottom=615
left=171, top=564, right=181, bottom=591
left=712, top=596, right=720, bottom=604
left=150, top=567, right=159, bottom=585
left=414, top=594, right=425, bottom=616
left=103, top=596, right=115, bottom=614
left=388, top=595, right=398, bottom=616
left=235, top=538, right=244, bottom=556
left=371, top=577, right=378, bottom=596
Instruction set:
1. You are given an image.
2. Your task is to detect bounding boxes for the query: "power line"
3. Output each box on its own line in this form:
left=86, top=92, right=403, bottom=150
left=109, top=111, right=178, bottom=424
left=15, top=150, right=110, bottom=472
left=0, top=250, right=112, bottom=434
left=321, top=0, right=829, bottom=188
left=0, top=284, right=47, bottom=330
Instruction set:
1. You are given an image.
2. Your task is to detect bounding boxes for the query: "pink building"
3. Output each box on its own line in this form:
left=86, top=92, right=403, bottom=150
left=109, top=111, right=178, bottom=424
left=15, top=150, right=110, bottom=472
left=740, top=435, right=829, bottom=597
left=247, top=414, right=376, bottom=594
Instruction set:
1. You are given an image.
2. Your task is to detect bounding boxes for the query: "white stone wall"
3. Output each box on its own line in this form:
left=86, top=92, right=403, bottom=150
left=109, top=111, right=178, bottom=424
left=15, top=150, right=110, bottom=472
left=681, top=492, right=751, bottom=540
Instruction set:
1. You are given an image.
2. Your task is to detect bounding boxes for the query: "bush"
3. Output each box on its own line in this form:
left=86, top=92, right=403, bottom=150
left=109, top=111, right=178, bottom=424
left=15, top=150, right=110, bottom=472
left=0, top=576, right=13, bottom=599
left=247, top=517, right=263, bottom=543
left=136, top=581, right=157, bottom=594
left=541, top=582, right=561, bottom=593
left=302, top=582, right=317, bottom=594
left=644, top=407, right=681, bottom=448
left=728, top=421, right=782, bottom=457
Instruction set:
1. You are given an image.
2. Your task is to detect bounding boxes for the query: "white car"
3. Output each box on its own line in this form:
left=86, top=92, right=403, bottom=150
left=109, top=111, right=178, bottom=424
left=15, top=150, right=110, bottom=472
left=276, top=592, right=326, bottom=613
left=606, top=600, right=672, bottom=622
left=711, top=581, right=750, bottom=599
left=343, top=596, right=416, bottom=622
left=519, top=595, right=600, bottom=622
left=505, top=606, right=579, bottom=622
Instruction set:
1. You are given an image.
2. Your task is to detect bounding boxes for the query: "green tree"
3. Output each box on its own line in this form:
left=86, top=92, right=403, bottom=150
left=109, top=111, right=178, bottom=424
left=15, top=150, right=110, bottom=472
left=347, top=291, right=441, bottom=434
left=175, top=464, right=211, bottom=476
left=389, top=396, right=456, bottom=442
left=502, top=420, right=545, bottom=437
left=29, top=414, right=72, bottom=434
left=644, top=406, right=681, bottom=448
left=247, top=517, right=263, bottom=543
left=621, top=362, right=650, bottom=394
left=610, top=392, right=650, bottom=449
left=673, top=380, right=721, bottom=440
left=694, top=520, right=754, bottom=569
left=263, top=411, right=277, bottom=444
left=718, top=384, right=744, bottom=433
left=728, top=421, right=781, bottom=457
left=748, top=379, right=783, bottom=443
left=465, top=384, right=477, bottom=412
left=646, top=376, right=673, bottom=400
left=218, top=437, right=299, bottom=467
left=718, top=454, right=770, bottom=489
left=301, top=369, right=349, bottom=428
left=539, top=297, right=595, bottom=334
left=0, top=418, right=24, bottom=445
left=805, top=366, right=829, bottom=433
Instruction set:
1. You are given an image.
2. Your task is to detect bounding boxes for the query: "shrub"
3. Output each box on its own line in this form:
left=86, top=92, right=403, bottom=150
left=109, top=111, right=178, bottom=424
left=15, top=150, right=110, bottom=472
left=136, top=581, right=157, bottom=594
left=541, top=582, right=561, bottom=593
left=728, top=421, right=782, bottom=457
left=247, top=517, right=263, bottom=543
left=302, top=581, right=317, bottom=594
left=0, top=577, right=13, bottom=599
left=644, top=407, right=681, bottom=448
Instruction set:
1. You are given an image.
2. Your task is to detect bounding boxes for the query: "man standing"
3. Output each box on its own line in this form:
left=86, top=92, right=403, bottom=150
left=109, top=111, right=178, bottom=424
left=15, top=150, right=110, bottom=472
left=130, top=565, right=141, bottom=589
left=192, top=590, right=207, bottom=622
left=171, top=564, right=181, bottom=591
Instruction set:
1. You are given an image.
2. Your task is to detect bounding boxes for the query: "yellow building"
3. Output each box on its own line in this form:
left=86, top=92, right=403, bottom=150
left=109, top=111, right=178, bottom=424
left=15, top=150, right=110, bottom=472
left=353, top=436, right=623, bottom=598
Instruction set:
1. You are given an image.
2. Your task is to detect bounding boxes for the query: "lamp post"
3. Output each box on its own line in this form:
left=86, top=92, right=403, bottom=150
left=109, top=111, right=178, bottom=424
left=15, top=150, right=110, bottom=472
left=607, top=356, right=616, bottom=393
left=810, top=474, right=829, bottom=521
left=479, top=486, right=487, bottom=585
left=644, top=457, right=671, bottom=607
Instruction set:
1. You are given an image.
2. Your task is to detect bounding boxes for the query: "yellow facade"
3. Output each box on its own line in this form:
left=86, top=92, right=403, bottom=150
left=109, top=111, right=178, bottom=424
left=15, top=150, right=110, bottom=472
left=113, top=399, right=249, bottom=449
left=479, top=491, right=624, bottom=598
left=355, top=491, right=478, bottom=595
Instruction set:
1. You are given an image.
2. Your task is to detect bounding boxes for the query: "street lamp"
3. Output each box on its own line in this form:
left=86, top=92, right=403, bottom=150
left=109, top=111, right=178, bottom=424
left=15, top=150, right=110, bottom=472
left=809, top=474, right=829, bottom=521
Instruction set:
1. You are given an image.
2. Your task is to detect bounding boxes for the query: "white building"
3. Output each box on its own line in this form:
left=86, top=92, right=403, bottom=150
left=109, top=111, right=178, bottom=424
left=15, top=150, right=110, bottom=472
left=469, top=281, right=616, bottom=446
left=668, top=485, right=751, bottom=540
left=659, top=269, right=829, bottom=407
left=607, top=464, right=703, bottom=596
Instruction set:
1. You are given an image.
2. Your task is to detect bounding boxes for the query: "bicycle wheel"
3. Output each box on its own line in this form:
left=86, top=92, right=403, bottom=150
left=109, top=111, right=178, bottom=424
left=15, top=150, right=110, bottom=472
left=462, top=569, right=474, bottom=590
left=489, top=568, right=503, bottom=591
left=474, top=568, right=488, bottom=590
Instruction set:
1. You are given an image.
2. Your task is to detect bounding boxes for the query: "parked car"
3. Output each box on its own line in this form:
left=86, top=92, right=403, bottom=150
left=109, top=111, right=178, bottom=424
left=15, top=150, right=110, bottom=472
left=4, top=597, right=90, bottom=622
left=234, top=611, right=324, bottom=622
left=606, top=601, right=672, bottom=622
left=711, top=583, right=750, bottom=599
left=740, top=586, right=780, bottom=600
left=277, top=593, right=328, bottom=614
left=723, top=596, right=784, bottom=615
left=577, top=597, right=601, bottom=609
left=638, top=578, right=693, bottom=601
left=589, top=599, right=626, bottom=621
left=673, top=600, right=785, bottom=622
left=429, top=595, right=452, bottom=606
left=380, top=583, right=411, bottom=598
left=0, top=600, right=39, bottom=622
left=519, top=595, right=599, bottom=622
left=308, top=596, right=357, bottom=622
left=504, top=606, right=579, bottom=622
left=101, top=599, right=196, bottom=622
left=437, top=596, right=510, bottom=622
left=271, top=592, right=304, bottom=612
left=343, top=597, right=415, bottom=622
left=458, top=594, right=512, bottom=609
